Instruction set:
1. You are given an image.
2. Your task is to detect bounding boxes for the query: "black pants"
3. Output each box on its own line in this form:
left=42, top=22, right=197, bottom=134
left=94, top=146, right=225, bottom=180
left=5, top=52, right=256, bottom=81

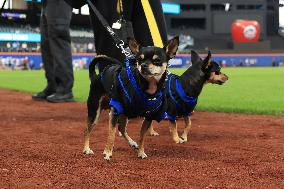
left=89, top=0, right=168, bottom=70
left=41, top=0, right=73, bottom=94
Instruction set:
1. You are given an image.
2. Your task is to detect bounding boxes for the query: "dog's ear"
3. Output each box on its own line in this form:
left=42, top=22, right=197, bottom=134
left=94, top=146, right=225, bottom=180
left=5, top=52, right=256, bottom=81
left=128, top=37, right=140, bottom=55
left=203, top=51, right=211, bottom=64
left=191, top=50, right=201, bottom=64
left=202, top=51, right=212, bottom=69
left=163, top=36, right=179, bottom=59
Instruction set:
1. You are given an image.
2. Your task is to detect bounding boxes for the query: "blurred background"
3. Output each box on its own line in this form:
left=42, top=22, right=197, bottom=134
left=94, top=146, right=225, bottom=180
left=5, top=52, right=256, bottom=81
left=0, top=0, right=283, bottom=70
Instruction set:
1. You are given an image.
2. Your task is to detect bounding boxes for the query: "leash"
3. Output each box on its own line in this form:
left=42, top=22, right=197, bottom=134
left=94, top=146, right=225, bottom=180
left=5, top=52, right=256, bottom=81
left=0, top=0, right=8, bottom=16
left=85, top=0, right=134, bottom=59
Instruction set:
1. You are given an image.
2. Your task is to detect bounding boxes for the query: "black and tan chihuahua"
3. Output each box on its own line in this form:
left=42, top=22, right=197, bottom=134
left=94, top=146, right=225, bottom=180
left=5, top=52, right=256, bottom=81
left=165, top=50, right=229, bottom=144
left=83, top=37, right=179, bottom=160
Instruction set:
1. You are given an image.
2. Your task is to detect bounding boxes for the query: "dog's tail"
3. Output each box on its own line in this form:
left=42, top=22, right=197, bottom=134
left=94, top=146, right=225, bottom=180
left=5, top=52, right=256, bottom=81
left=89, top=55, right=122, bottom=80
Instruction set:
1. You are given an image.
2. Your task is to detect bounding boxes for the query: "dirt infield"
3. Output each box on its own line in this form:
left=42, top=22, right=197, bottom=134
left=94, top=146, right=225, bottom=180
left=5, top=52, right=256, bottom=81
left=0, top=89, right=283, bottom=189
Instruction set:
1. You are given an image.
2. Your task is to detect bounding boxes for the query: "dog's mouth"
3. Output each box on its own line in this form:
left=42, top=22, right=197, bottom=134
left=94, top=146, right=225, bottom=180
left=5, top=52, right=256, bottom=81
left=216, top=80, right=225, bottom=85
left=142, top=72, right=162, bottom=77
left=139, top=66, right=163, bottom=77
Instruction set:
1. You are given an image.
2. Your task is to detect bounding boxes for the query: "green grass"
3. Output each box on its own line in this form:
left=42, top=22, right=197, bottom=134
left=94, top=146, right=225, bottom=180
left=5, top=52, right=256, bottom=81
left=1, top=67, right=284, bottom=115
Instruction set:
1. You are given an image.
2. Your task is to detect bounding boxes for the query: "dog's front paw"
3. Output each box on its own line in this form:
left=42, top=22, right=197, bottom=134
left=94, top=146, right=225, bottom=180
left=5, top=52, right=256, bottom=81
left=137, top=150, right=148, bottom=159
left=128, top=140, right=139, bottom=149
left=181, top=133, right=188, bottom=142
left=148, top=130, right=159, bottom=136
left=118, top=131, right=122, bottom=137
left=83, top=148, right=94, bottom=155
left=103, top=149, right=112, bottom=161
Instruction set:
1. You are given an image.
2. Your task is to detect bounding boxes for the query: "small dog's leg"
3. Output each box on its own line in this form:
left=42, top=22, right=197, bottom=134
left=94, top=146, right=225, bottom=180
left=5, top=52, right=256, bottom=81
left=118, top=116, right=138, bottom=149
left=83, top=94, right=103, bottom=155
left=147, top=123, right=159, bottom=136
left=169, top=120, right=185, bottom=144
left=117, top=116, right=125, bottom=137
left=181, top=116, right=191, bottom=142
left=103, top=108, right=119, bottom=161
left=138, top=119, right=152, bottom=159
left=83, top=118, right=95, bottom=155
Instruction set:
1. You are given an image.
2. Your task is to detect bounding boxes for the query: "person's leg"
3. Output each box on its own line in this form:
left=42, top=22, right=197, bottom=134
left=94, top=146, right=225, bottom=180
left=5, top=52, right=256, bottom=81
left=32, top=5, right=56, bottom=100
left=41, top=13, right=56, bottom=93
left=45, top=0, right=74, bottom=102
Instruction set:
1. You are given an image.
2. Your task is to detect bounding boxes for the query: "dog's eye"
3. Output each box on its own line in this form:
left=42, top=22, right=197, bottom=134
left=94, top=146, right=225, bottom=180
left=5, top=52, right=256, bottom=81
left=137, top=57, right=144, bottom=63
left=153, top=58, right=161, bottom=63
left=215, top=71, right=220, bottom=75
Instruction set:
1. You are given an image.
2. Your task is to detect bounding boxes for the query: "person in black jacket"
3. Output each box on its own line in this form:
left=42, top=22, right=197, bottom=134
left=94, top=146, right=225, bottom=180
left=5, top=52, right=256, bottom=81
left=32, top=0, right=74, bottom=102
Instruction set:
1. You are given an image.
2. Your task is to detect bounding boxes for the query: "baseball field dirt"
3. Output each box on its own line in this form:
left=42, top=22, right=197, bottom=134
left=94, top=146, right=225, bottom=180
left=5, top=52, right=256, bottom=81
left=0, top=89, right=283, bottom=189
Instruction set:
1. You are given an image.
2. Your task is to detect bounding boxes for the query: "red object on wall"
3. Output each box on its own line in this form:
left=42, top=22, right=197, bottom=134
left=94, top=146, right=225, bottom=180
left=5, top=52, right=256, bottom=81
left=231, top=20, right=260, bottom=42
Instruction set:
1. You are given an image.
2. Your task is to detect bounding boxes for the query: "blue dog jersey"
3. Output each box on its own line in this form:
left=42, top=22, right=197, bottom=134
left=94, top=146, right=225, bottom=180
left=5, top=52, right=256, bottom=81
left=100, top=59, right=167, bottom=122
left=166, top=74, right=197, bottom=122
